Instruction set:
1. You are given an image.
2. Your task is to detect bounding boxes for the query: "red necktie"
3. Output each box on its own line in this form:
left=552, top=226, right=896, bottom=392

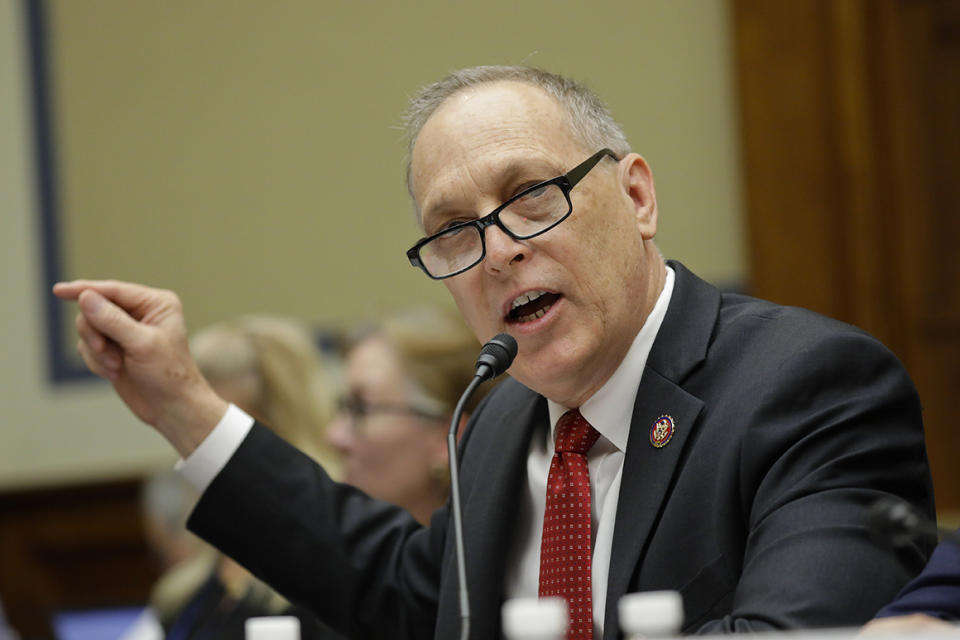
left=539, top=409, right=601, bottom=640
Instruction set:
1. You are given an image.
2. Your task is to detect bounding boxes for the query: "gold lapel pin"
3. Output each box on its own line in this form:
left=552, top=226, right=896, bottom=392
left=649, top=415, right=675, bottom=448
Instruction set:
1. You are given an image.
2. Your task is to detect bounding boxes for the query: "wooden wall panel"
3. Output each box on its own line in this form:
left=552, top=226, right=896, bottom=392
left=0, top=479, right=158, bottom=638
left=733, top=0, right=960, bottom=511
left=879, top=0, right=960, bottom=514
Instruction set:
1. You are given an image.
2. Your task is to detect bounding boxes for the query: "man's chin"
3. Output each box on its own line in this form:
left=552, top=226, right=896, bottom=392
left=510, top=350, right=588, bottom=403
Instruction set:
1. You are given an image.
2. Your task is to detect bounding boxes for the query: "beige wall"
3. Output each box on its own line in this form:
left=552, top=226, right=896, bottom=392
left=0, top=0, right=745, bottom=489
left=1, top=0, right=180, bottom=490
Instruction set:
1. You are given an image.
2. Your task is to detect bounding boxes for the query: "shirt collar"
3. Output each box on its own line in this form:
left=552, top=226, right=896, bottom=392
left=547, top=265, right=676, bottom=452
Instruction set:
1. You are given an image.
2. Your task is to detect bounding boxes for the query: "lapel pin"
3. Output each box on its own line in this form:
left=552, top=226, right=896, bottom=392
left=649, top=415, right=675, bottom=448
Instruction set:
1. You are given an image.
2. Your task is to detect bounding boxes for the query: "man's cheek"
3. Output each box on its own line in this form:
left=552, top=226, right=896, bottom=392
left=447, top=286, right=487, bottom=339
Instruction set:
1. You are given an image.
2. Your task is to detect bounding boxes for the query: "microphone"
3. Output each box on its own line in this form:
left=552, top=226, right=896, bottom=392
left=474, top=333, right=518, bottom=381
left=448, top=333, right=517, bottom=640
left=867, top=497, right=954, bottom=548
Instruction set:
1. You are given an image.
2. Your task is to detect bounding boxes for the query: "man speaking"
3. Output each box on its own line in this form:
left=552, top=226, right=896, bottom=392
left=55, top=66, right=934, bottom=638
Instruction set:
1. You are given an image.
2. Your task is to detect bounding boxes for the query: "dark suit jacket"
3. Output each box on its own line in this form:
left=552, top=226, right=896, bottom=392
left=189, top=261, right=935, bottom=638
left=165, top=569, right=345, bottom=640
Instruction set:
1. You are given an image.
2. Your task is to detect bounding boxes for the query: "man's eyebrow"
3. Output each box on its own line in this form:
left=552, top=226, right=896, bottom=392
left=498, top=158, right=559, bottom=188
left=422, top=157, right=560, bottom=227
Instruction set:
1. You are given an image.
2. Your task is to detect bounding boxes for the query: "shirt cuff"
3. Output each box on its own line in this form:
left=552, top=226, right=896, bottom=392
left=175, top=403, right=254, bottom=493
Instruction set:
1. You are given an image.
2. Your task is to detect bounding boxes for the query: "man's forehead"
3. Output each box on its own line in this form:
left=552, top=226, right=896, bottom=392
left=417, top=154, right=561, bottom=221
left=418, top=81, right=570, bottom=146
left=411, top=82, right=583, bottom=206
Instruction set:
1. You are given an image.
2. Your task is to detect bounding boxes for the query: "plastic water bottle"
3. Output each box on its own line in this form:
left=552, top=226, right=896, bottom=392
left=618, top=590, right=683, bottom=638
left=245, top=616, right=300, bottom=640
left=502, top=597, right=568, bottom=640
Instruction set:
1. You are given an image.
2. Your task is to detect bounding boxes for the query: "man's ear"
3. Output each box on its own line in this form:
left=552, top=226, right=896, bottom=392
left=621, top=153, right=658, bottom=240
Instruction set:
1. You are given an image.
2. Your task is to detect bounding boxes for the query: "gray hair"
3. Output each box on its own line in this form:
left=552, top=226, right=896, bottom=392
left=403, top=65, right=631, bottom=208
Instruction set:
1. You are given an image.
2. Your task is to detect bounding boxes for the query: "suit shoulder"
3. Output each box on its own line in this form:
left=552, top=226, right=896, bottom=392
left=703, top=293, right=919, bottom=406
left=716, top=292, right=899, bottom=362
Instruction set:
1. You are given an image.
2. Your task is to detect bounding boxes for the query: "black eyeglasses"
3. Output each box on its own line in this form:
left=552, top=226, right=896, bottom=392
left=337, top=395, right=446, bottom=428
left=406, top=148, right=619, bottom=279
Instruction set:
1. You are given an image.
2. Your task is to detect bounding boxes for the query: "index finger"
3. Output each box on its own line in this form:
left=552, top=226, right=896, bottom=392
left=53, top=279, right=153, bottom=304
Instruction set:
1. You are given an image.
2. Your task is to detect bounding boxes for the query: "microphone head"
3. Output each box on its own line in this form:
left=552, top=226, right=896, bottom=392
left=867, top=496, right=937, bottom=548
left=475, top=333, right=518, bottom=380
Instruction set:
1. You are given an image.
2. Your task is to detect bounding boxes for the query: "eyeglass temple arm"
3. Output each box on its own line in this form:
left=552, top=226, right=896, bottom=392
left=565, top=148, right=619, bottom=187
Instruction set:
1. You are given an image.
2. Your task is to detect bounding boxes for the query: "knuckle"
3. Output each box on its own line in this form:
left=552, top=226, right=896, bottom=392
left=77, top=342, right=104, bottom=377
left=163, top=290, right=183, bottom=311
left=133, top=327, right=164, bottom=355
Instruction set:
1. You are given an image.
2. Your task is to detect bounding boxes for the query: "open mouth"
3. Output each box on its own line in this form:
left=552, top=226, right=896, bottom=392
left=507, top=290, right=562, bottom=324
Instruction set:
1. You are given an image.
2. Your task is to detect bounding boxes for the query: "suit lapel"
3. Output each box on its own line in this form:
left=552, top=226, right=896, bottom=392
left=446, top=262, right=721, bottom=639
left=602, top=262, right=720, bottom=638
left=603, top=369, right=704, bottom=637
left=459, top=388, right=545, bottom=639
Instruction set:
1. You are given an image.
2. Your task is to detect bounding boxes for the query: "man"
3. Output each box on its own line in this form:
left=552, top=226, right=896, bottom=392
left=55, top=66, right=934, bottom=638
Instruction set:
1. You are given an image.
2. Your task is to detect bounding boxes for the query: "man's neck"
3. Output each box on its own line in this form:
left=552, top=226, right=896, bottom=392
left=541, top=258, right=669, bottom=408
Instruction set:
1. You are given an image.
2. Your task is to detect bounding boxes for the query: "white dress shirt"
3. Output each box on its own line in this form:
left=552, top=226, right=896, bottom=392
left=503, top=266, right=674, bottom=636
left=179, top=267, right=676, bottom=637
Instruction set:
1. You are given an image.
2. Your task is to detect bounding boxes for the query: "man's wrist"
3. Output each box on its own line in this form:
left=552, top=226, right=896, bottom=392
left=177, top=403, right=255, bottom=493
left=158, top=387, right=230, bottom=459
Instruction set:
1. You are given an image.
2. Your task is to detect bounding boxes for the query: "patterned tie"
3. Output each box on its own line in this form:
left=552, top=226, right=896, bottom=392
left=539, top=409, right=601, bottom=640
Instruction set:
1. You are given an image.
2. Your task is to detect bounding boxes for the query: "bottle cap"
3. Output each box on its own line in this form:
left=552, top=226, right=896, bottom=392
left=245, top=616, right=300, bottom=640
left=618, top=590, right=683, bottom=636
left=502, top=597, right=568, bottom=639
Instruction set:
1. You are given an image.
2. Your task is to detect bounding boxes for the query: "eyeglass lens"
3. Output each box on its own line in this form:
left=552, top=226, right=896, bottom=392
left=419, top=183, right=569, bottom=278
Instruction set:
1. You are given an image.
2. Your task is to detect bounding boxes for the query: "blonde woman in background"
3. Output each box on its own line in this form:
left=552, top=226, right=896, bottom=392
left=150, top=315, right=343, bottom=640
left=326, top=306, right=498, bottom=526
left=191, top=315, right=342, bottom=476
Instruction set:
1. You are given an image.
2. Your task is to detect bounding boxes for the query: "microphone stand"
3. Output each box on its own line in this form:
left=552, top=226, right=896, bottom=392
left=447, top=333, right=516, bottom=640
left=448, top=375, right=484, bottom=640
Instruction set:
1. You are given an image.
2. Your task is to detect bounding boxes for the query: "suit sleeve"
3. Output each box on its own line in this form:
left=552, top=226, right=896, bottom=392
left=187, top=423, right=446, bottom=639
left=695, top=325, right=936, bottom=633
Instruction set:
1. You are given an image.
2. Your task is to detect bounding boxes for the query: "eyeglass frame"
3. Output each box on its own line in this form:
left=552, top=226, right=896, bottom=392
left=406, top=148, right=620, bottom=280
left=336, top=394, right=447, bottom=431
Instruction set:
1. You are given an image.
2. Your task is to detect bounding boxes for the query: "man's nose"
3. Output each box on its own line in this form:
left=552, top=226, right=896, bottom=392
left=482, top=224, right=528, bottom=275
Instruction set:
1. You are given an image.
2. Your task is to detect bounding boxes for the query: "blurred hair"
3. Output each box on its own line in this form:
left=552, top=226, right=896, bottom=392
left=349, top=306, right=497, bottom=418
left=403, top=65, right=631, bottom=207
left=140, top=471, right=211, bottom=621
left=190, top=316, right=341, bottom=475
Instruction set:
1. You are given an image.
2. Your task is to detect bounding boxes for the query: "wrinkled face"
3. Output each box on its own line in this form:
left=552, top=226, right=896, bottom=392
left=410, top=81, right=660, bottom=406
left=325, top=336, right=447, bottom=514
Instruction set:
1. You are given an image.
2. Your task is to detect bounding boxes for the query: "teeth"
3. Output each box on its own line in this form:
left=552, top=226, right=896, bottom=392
left=511, top=290, right=546, bottom=310
left=517, top=303, right=552, bottom=323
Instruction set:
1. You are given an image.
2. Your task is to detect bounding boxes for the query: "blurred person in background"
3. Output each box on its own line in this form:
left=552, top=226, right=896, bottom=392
left=861, top=531, right=960, bottom=633
left=191, top=315, right=342, bottom=475
left=326, top=306, right=497, bottom=526
left=154, top=315, right=344, bottom=639
left=141, top=471, right=202, bottom=573
left=140, top=470, right=210, bottom=628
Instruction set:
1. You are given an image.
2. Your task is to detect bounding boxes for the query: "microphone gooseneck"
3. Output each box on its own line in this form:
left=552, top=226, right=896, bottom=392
left=448, top=333, right=518, bottom=640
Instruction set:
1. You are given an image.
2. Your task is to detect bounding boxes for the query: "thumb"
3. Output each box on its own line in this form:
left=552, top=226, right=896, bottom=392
left=78, top=289, right=146, bottom=349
